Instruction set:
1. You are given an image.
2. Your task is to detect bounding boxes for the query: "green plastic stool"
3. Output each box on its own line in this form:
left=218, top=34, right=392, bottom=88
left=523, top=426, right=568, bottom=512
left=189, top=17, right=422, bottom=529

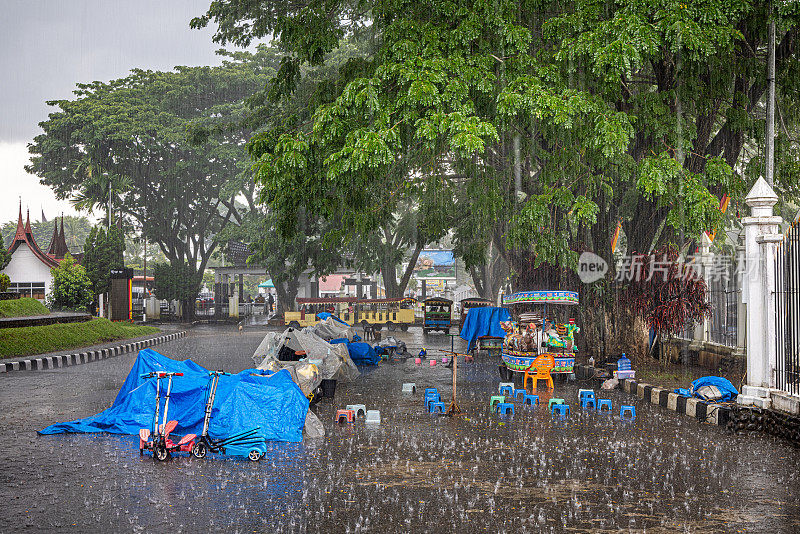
left=548, top=398, right=565, bottom=410
left=490, top=395, right=505, bottom=409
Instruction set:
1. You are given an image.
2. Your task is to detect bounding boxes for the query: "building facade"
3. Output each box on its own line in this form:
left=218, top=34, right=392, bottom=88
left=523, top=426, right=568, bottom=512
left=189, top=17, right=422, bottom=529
left=2, top=206, right=73, bottom=300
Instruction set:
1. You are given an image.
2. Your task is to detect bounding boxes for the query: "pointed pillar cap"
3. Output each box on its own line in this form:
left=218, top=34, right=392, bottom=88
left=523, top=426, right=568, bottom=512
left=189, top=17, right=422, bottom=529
left=745, top=177, right=778, bottom=217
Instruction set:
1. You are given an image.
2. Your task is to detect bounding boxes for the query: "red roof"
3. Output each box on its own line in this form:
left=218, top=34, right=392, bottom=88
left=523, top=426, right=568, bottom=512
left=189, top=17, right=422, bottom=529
left=7, top=205, right=60, bottom=269
left=319, top=274, right=346, bottom=293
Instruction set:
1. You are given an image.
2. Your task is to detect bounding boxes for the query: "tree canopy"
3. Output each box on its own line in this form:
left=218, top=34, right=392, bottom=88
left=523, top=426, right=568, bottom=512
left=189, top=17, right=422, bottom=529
left=28, top=47, right=282, bottom=314
left=195, top=0, right=800, bottom=297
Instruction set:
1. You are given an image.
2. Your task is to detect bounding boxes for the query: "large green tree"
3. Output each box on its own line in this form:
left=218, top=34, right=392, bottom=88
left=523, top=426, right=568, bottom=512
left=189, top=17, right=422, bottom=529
left=196, top=0, right=800, bottom=353
left=28, top=48, right=281, bottom=320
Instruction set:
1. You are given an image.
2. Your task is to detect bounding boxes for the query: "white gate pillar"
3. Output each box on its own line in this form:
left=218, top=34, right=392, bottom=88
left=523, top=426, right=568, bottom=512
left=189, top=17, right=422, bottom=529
left=742, top=177, right=782, bottom=388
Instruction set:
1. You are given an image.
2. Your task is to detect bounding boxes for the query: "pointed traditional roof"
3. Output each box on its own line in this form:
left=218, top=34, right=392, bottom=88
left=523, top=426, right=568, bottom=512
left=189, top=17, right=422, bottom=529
left=46, top=218, right=60, bottom=255
left=45, top=215, right=70, bottom=259
left=8, top=203, right=59, bottom=268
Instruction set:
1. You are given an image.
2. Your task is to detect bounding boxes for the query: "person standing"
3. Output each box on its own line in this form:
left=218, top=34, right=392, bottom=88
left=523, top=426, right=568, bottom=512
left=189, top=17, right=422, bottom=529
left=268, top=292, right=274, bottom=314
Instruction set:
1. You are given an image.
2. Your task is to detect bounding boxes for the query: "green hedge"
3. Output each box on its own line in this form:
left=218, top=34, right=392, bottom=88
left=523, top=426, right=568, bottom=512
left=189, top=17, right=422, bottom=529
left=0, top=298, right=50, bottom=318
left=0, top=318, right=160, bottom=358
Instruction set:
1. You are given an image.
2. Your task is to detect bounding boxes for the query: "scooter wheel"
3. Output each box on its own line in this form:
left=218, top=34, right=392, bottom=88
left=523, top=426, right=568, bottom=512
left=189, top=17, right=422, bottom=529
left=248, top=450, right=262, bottom=462
left=192, top=442, right=207, bottom=459
left=154, top=444, right=169, bottom=461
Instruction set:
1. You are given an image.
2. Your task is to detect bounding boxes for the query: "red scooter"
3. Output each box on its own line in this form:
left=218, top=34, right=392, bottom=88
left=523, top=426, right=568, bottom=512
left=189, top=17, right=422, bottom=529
left=138, top=372, right=196, bottom=461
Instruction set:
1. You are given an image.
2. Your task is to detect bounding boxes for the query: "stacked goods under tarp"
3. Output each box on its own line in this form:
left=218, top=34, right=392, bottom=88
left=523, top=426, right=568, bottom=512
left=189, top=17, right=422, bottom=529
left=310, top=314, right=357, bottom=342
left=252, top=328, right=360, bottom=396
left=459, top=307, right=513, bottom=350
left=38, top=349, right=309, bottom=442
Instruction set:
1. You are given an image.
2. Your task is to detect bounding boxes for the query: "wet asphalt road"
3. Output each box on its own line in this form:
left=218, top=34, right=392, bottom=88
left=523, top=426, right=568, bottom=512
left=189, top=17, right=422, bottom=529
left=1, top=325, right=799, bottom=533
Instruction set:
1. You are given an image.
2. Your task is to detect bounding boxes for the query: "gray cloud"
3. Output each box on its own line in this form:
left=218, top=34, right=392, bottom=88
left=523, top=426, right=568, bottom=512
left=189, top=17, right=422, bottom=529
left=0, top=0, right=226, bottom=143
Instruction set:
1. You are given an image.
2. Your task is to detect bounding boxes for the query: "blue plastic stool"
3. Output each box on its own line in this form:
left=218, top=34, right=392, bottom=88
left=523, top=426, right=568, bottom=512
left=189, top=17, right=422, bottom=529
left=513, top=388, right=526, bottom=400
left=597, top=399, right=612, bottom=412
left=425, top=396, right=441, bottom=411
left=425, top=388, right=438, bottom=397
left=552, top=404, right=570, bottom=416
left=496, top=402, right=515, bottom=415
left=579, top=390, right=595, bottom=401
left=499, top=385, right=514, bottom=397
left=523, top=394, right=539, bottom=406
left=429, top=401, right=447, bottom=414
left=620, top=405, right=636, bottom=419
left=581, top=397, right=596, bottom=409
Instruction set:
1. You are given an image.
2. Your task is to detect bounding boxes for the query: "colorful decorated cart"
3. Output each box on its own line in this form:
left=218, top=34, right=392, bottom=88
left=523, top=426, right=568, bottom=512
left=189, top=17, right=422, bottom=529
left=500, top=290, right=579, bottom=375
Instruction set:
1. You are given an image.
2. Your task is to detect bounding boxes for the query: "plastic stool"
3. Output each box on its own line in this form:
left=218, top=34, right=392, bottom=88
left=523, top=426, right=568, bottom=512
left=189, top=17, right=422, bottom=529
left=548, top=398, right=565, bottom=410
left=578, top=388, right=594, bottom=400
left=365, top=410, right=381, bottom=424
left=513, top=388, right=526, bottom=400
left=402, top=383, right=416, bottom=393
left=429, top=401, right=447, bottom=414
left=523, top=394, right=539, bottom=406
left=489, top=395, right=505, bottom=409
left=552, top=404, right=570, bottom=416
left=425, top=396, right=441, bottom=411
left=415, top=358, right=421, bottom=365
left=597, top=399, right=612, bottom=412
left=335, top=409, right=355, bottom=423
left=580, top=398, right=596, bottom=409
left=346, top=404, right=366, bottom=417
left=430, top=359, right=437, bottom=366
left=496, top=402, right=515, bottom=415
left=425, top=388, right=438, bottom=396
left=621, top=405, right=636, bottom=419
left=498, top=382, right=514, bottom=394
left=499, top=385, right=514, bottom=397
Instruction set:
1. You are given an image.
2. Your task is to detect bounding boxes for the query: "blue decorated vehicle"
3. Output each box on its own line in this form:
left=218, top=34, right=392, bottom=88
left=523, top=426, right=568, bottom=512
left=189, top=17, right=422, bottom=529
left=423, top=297, right=453, bottom=334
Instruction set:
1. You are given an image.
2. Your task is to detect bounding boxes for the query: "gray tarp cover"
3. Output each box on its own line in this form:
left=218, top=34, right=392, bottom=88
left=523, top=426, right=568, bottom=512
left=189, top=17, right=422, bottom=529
left=252, top=327, right=359, bottom=439
left=307, top=317, right=357, bottom=342
left=252, top=328, right=360, bottom=395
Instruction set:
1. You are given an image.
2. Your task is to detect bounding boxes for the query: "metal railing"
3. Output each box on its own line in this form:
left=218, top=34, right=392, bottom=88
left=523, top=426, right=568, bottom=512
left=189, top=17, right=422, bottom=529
left=776, top=223, right=800, bottom=395
left=708, top=264, right=738, bottom=348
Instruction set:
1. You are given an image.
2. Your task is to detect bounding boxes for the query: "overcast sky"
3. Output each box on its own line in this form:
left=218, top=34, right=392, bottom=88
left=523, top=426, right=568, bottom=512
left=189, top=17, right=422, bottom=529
left=0, top=0, right=231, bottom=226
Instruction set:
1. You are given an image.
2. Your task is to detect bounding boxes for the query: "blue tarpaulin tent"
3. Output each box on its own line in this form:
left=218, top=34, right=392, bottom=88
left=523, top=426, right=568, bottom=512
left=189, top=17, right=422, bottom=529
left=460, top=307, right=512, bottom=350
left=328, top=340, right=380, bottom=365
left=39, top=349, right=309, bottom=442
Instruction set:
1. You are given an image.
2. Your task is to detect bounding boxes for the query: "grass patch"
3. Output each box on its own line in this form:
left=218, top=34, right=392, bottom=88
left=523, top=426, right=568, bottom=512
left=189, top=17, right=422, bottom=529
left=0, top=298, right=50, bottom=318
left=0, top=318, right=160, bottom=358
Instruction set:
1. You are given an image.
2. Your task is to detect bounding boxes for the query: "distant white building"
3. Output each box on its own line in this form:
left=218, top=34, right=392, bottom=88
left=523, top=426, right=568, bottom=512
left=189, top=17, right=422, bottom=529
left=2, top=206, right=74, bottom=301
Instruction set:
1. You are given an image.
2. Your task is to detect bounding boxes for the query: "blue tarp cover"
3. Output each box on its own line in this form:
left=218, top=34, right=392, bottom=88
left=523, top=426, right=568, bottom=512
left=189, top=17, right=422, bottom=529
left=459, top=307, right=512, bottom=350
left=315, top=312, right=351, bottom=326
left=674, top=376, right=739, bottom=402
left=39, top=349, right=309, bottom=442
left=329, top=340, right=380, bottom=365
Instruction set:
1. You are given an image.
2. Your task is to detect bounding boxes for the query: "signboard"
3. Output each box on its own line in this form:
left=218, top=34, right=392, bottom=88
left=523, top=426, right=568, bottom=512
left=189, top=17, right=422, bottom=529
left=413, top=250, right=456, bottom=280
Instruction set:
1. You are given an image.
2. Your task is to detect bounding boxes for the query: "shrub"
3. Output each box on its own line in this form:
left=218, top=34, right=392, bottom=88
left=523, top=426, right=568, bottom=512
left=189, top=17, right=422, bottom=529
left=48, top=253, right=93, bottom=311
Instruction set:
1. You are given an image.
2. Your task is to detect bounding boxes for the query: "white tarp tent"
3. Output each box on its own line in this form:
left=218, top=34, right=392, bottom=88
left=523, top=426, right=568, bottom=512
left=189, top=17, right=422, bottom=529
left=251, top=327, right=359, bottom=396
left=306, top=316, right=357, bottom=342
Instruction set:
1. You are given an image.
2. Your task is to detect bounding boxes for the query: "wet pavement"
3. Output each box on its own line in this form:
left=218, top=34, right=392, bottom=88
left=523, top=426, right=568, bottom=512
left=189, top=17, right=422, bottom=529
left=1, top=325, right=799, bottom=533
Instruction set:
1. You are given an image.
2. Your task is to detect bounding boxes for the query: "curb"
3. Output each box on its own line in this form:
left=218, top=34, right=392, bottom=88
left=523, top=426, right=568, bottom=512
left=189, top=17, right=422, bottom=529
left=573, top=364, right=732, bottom=427
left=0, top=331, right=187, bottom=373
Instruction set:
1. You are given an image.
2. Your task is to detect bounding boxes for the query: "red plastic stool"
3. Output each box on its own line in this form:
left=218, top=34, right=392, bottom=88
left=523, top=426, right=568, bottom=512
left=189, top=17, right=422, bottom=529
left=335, top=409, right=355, bottom=423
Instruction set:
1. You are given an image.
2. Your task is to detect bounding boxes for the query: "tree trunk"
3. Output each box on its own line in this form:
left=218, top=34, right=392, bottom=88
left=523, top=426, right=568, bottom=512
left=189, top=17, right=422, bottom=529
left=273, top=277, right=299, bottom=313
